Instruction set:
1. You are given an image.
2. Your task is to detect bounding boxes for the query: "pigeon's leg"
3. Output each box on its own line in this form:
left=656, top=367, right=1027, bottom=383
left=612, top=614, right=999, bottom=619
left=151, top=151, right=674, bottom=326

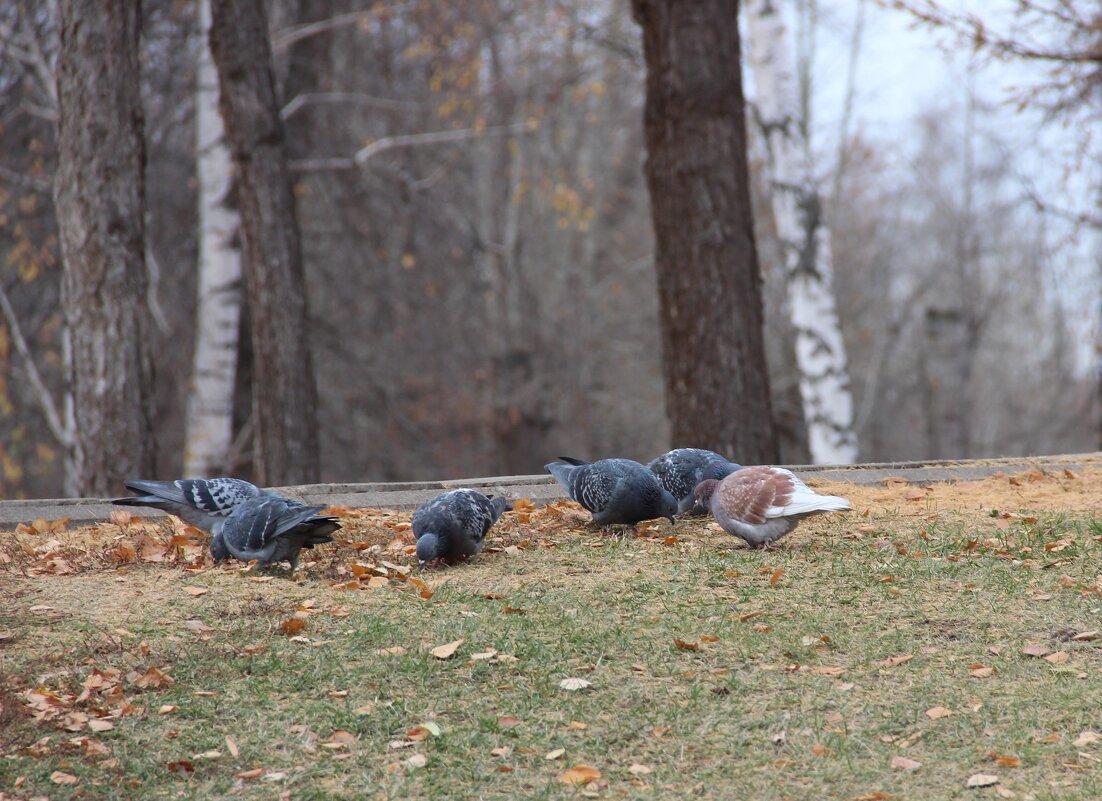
left=757, top=540, right=781, bottom=551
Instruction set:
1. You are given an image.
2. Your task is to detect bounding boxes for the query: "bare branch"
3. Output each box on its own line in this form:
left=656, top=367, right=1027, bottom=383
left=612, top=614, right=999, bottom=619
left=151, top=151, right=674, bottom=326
left=0, top=281, right=70, bottom=446
left=272, top=7, right=409, bottom=53
left=281, top=91, right=421, bottom=120
left=0, top=161, right=51, bottom=191
left=289, top=121, right=537, bottom=172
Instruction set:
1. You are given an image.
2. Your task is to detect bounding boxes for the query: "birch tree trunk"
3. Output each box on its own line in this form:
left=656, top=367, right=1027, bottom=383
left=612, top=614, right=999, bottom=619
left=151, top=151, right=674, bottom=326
left=209, top=0, right=320, bottom=485
left=184, top=0, right=243, bottom=478
left=54, top=0, right=157, bottom=496
left=631, top=0, right=779, bottom=465
left=745, top=0, right=859, bottom=464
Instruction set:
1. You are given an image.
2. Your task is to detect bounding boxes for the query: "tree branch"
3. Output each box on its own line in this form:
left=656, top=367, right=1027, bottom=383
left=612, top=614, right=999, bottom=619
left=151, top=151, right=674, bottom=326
left=280, top=91, right=421, bottom=120
left=0, top=281, right=70, bottom=446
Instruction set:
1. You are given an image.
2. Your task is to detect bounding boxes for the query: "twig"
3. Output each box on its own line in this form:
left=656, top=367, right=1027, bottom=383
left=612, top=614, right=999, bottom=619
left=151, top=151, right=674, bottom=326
left=0, top=280, right=69, bottom=446
left=280, top=91, right=421, bottom=120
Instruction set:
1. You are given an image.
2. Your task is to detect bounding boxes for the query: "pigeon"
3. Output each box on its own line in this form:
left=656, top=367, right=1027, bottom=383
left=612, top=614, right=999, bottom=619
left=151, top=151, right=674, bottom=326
left=545, top=456, right=678, bottom=526
left=211, top=494, right=340, bottom=573
left=647, top=448, right=741, bottom=514
left=691, top=465, right=851, bottom=548
left=412, top=489, right=511, bottom=564
left=113, top=478, right=339, bottom=568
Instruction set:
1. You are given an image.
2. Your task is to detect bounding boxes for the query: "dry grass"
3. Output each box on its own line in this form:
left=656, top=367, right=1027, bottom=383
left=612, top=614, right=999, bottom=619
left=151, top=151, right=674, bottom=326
left=2, top=468, right=1102, bottom=800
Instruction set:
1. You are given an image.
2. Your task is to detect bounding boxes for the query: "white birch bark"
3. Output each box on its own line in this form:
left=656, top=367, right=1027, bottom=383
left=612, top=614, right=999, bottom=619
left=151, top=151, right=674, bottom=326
left=184, top=0, right=242, bottom=477
left=745, top=0, right=859, bottom=464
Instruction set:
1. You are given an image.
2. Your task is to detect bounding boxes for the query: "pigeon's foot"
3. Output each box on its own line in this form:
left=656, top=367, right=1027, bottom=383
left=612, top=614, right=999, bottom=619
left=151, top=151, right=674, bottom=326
left=755, top=540, right=781, bottom=551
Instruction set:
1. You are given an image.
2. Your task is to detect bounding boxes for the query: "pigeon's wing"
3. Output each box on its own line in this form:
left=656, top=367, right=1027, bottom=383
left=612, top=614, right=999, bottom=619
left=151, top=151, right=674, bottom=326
left=222, top=498, right=326, bottom=554
left=412, top=492, right=453, bottom=537
left=119, top=478, right=260, bottom=515
left=767, top=468, right=852, bottom=517
left=716, top=467, right=795, bottom=525
left=572, top=465, right=619, bottom=514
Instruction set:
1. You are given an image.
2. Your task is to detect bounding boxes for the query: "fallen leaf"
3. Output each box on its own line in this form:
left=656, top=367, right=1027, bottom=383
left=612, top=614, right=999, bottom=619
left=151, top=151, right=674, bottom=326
left=50, top=771, right=79, bottom=785
left=673, top=638, right=700, bottom=652
left=225, top=735, right=239, bottom=757
left=994, top=755, right=1021, bottom=767
left=430, top=639, right=464, bottom=659
left=891, top=756, right=922, bottom=771
left=158, top=705, right=177, bottom=715
left=1044, top=651, right=1070, bottom=664
left=560, top=677, right=592, bottom=691
left=971, top=666, right=997, bottom=678
left=277, top=618, right=306, bottom=636
left=629, top=763, right=652, bottom=775
left=545, top=748, right=566, bottom=760
left=132, top=666, right=175, bottom=689
left=566, top=721, right=587, bottom=730
left=236, top=768, right=265, bottom=779
left=736, top=611, right=764, bottom=623
left=491, top=745, right=512, bottom=757
left=1072, top=630, right=1099, bottom=642
left=770, top=568, right=784, bottom=586
left=559, top=764, right=602, bottom=785
left=753, top=623, right=773, bottom=633
left=0, top=630, right=13, bottom=642
left=166, top=760, right=195, bottom=773
left=1021, top=643, right=1049, bottom=658
left=994, top=787, right=1016, bottom=799
left=405, top=753, right=427, bottom=768
left=497, top=715, right=521, bottom=728
left=853, top=793, right=897, bottom=801
left=194, top=749, right=222, bottom=759
left=925, top=706, right=952, bottom=719
left=966, top=773, right=999, bottom=788
left=808, top=666, right=846, bottom=676
left=376, top=646, right=406, bottom=656
left=182, top=619, right=212, bottom=633
left=183, top=587, right=209, bottom=597
left=880, top=655, right=913, bottom=667
left=262, top=771, right=287, bottom=781
left=407, top=722, right=441, bottom=740
left=87, top=719, right=114, bottom=732
left=811, top=743, right=832, bottom=756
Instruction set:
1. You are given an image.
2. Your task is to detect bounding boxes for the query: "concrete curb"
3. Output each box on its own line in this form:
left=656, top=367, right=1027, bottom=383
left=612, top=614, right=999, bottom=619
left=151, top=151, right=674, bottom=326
left=2, top=453, right=1099, bottom=529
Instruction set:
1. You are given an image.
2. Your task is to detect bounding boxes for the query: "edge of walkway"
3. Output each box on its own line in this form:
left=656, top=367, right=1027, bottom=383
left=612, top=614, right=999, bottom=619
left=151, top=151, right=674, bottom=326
left=2, top=452, right=1099, bottom=528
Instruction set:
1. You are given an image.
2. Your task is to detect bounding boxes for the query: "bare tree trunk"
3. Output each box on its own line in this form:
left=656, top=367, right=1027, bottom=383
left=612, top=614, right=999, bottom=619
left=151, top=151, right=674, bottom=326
left=631, top=0, right=778, bottom=464
left=209, top=0, right=320, bottom=485
left=745, top=0, right=858, bottom=464
left=185, top=0, right=243, bottom=478
left=54, top=0, right=156, bottom=496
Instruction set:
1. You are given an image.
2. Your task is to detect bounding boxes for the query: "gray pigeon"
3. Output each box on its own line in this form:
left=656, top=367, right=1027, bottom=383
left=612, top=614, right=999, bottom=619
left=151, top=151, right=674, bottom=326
left=647, top=448, right=741, bottom=514
left=412, top=489, right=511, bottom=564
left=545, top=457, right=678, bottom=526
left=113, top=478, right=338, bottom=567
left=211, top=494, right=340, bottom=573
left=691, top=465, right=850, bottom=548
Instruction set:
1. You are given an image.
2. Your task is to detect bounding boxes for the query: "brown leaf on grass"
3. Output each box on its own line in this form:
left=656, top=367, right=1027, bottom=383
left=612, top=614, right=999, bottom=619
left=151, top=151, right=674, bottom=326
left=1072, top=731, right=1101, bottom=746
left=110, top=509, right=134, bottom=526
left=497, top=716, right=521, bottom=728
left=405, top=753, right=427, bottom=768
left=1044, top=651, right=1070, bottom=664
left=236, top=768, right=265, bottom=779
left=1021, top=643, right=1049, bottom=658
left=811, top=743, right=833, bottom=756
left=278, top=619, right=306, bottom=636
left=559, top=764, right=602, bottom=785
left=966, top=773, right=999, bottom=788
left=1072, top=630, right=1099, bottom=642
left=87, top=719, right=114, bottom=732
left=879, top=655, right=913, bottom=668
left=490, top=745, right=512, bottom=757
left=376, top=646, right=406, bottom=656
left=925, top=706, right=952, bottom=719
left=662, top=535, right=679, bottom=545
left=225, top=735, right=239, bottom=758
left=673, top=637, right=700, bottom=652
left=566, top=721, right=587, bottom=730
left=51, top=770, right=79, bottom=784
left=158, top=705, right=177, bottom=715
left=430, top=639, right=464, bottom=659
left=807, top=666, right=846, bottom=676
left=166, top=760, right=195, bottom=773
left=183, top=586, right=209, bottom=597
left=853, top=793, right=897, bottom=801
left=700, top=634, right=719, bottom=643
left=545, top=748, right=566, bottom=760
left=753, top=623, right=773, bottom=633
left=891, top=756, right=922, bottom=771
left=970, top=666, right=997, bottom=678
left=993, top=755, right=1021, bottom=767
left=770, top=568, right=784, bottom=586
left=736, top=611, right=763, bottom=623
left=131, top=666, right=175, bottom=689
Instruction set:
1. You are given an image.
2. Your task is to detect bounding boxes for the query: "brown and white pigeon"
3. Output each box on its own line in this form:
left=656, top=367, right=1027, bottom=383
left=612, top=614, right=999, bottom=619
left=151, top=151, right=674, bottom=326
left=691, top=465, right=850, bottom=548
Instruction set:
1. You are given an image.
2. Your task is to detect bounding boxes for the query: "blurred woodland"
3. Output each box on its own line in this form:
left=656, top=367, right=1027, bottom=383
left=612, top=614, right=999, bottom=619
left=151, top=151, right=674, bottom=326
left=0, top=0, right=1098, bottom=498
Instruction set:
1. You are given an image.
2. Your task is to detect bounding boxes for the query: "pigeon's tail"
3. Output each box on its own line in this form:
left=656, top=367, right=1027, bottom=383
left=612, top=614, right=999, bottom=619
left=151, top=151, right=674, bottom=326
left=296, top=516, right=341, bottom=547
left=489, top=495, right=511, bottom=519
left=113, top=479, right=186, bottom=508
left=783, top=492, right=852, bottom=517
left=545, top=461, right=577, bottom=494
left=555, top=456, right=588, bottom=467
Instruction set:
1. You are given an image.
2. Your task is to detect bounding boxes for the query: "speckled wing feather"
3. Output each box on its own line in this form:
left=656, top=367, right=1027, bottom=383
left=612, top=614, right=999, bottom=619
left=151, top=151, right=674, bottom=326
left=647, top=448, right=728, bottom=501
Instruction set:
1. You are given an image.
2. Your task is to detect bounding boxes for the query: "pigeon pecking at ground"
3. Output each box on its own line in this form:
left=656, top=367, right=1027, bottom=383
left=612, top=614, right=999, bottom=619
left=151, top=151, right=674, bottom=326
left=647, top=448, right=741, bottom=514
left=412, top=489, right=511, bottom=565
left=546, top=457, right=678, bottom=526
left=211, top=494, right=340, bottom=573
left=691, top=464, right=851, bottom=549
left=113, top=478, right=339, bottom=569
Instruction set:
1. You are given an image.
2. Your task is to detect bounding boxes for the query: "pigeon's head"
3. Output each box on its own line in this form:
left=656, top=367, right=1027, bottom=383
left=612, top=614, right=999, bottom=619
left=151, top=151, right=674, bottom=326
left=703, top=460, right=741, bottom=482
left=690, top=478, right=721, bottom=515
left=209, top=533, right=230, bottom=563
left=659, top=488, right=678, bottom=523
left=416, top=532, right=443, bottom=564
left=489, top=495, right=512, bottom=518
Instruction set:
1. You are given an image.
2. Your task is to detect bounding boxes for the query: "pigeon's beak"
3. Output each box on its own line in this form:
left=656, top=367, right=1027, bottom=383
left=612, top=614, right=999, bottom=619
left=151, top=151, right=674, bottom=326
left=666, top=515, right=676, bottom=525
